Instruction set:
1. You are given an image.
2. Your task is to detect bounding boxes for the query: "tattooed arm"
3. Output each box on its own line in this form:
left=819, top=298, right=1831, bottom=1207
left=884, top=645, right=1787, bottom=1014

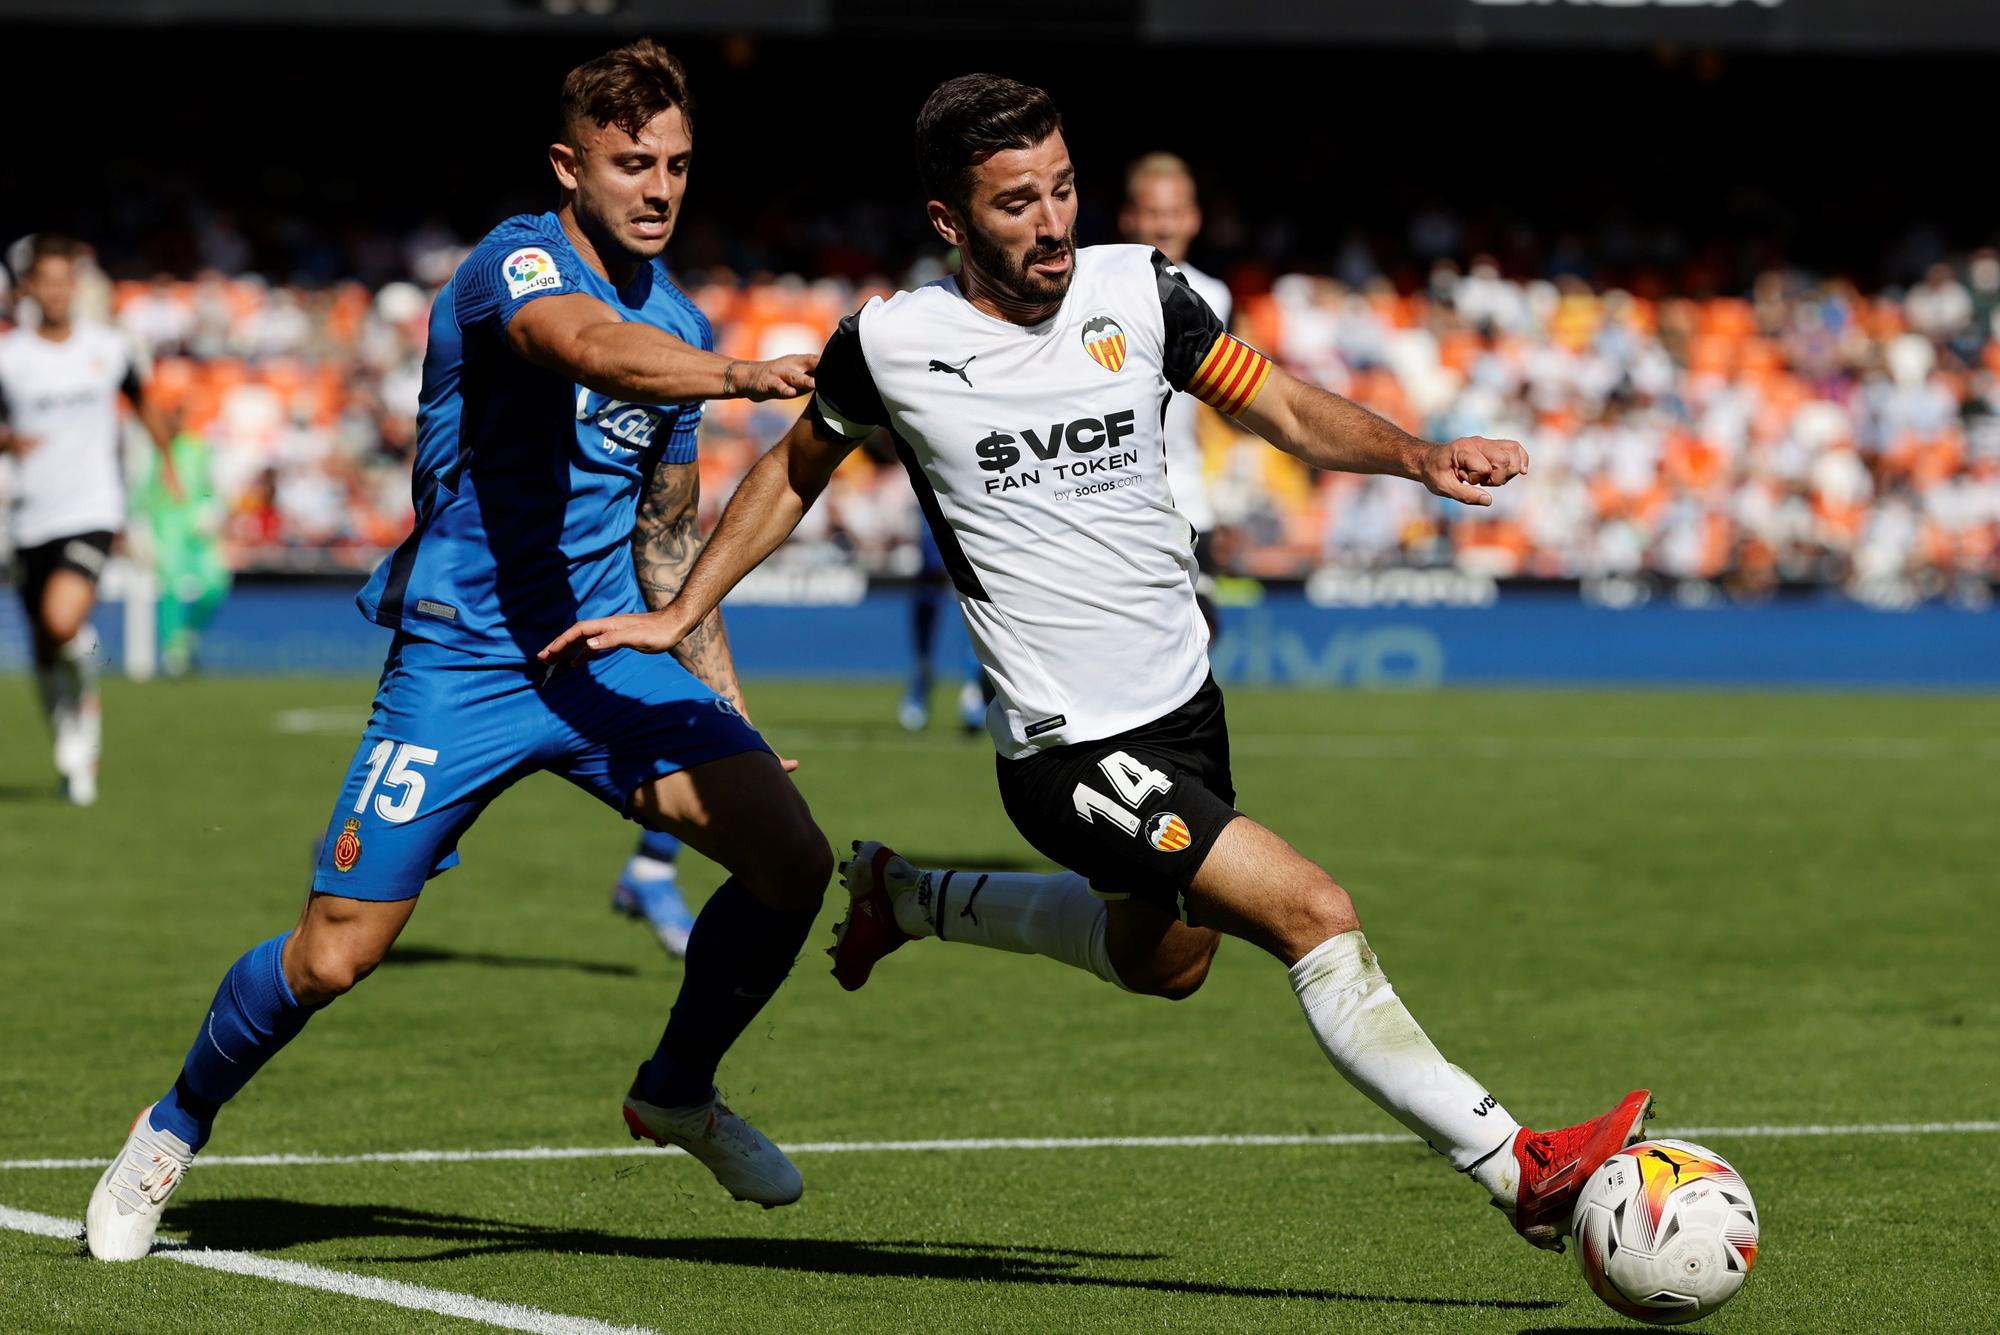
left=632, top=456, right=746, bottom=715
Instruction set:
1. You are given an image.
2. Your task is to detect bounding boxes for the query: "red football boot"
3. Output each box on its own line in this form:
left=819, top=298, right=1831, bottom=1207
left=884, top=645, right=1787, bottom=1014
left=829, top=840, right=921, bottom=991
left=1509, top=1088, right=1654, bottom=1250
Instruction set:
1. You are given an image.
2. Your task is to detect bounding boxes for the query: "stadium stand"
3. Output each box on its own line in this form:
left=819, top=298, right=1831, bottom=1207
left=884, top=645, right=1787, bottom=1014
left=12, top=238, right=1982, bottom=598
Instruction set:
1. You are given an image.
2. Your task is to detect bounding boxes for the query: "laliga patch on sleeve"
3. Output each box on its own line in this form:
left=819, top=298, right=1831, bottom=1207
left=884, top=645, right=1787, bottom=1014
left=502, top=247, right=563, bottom=299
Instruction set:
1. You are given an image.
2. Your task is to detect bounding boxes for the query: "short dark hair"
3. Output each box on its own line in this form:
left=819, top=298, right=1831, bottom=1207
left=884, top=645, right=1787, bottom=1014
left=915, top=74, right=1063, bottom=211
left=25, top=233, right=83, bottom=273
left=560, top=38, right=695, bottom=144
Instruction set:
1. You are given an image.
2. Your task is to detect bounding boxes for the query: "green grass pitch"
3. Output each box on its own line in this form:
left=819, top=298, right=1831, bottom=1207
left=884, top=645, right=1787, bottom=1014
left=1, top=675, right=1996, bottom=1332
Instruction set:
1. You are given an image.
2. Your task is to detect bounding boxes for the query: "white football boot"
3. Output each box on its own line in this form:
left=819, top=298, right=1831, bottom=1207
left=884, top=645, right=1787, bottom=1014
left=86, top=1106, right=193, bottom=1261
left=622, top=1080, right=802, bottom=1208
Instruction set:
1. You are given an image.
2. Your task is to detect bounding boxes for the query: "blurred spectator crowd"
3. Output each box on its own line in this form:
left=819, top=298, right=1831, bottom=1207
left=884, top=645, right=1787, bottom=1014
left=10, top=239, right=2000, bottom=596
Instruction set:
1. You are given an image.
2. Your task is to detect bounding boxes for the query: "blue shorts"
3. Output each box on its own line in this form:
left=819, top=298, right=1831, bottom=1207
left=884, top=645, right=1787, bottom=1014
left=311, top=634, right=768, bottom=901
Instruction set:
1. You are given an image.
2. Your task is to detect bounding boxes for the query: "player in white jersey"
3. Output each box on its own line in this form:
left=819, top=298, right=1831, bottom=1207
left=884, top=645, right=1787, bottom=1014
left=1120, top=152, right=1230, bottom=638
left=538, top=75, right=1653, bottom=1258
left=0, top=236, right=179, bottom=805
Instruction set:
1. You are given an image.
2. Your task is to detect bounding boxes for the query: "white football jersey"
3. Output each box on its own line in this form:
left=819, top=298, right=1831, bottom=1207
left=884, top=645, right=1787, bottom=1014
left=1163, top=261, right=1231, bottom=534
left=812, top=244, right=1260, bottom=757
left=0, top=324, right=135, bottom=548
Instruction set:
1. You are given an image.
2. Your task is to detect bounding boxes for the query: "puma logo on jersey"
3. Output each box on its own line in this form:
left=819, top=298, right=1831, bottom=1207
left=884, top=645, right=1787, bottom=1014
left=928, top=355, right=975, bottom=386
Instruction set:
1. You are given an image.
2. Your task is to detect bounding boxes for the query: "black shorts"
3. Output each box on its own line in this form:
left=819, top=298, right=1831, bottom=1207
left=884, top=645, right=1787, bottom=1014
left=15, top=530, right=114, bottom=614
left=995, top=675, right=1239, bottom=922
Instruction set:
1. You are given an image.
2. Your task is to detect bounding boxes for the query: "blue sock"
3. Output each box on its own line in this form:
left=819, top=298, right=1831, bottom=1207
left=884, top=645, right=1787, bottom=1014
left=636, top=829, right=682, bottom=863
left=148, top=933, right=319, bottom=1151
left=639, top=879, right=815, bottom=1107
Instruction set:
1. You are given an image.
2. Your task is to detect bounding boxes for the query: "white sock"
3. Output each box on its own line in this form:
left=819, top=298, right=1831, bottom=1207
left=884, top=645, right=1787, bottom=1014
left=34, top=663, right=64, bottom=732
left=623, top=854, right=678, bottom=884
left=899, top=868, right=1126, bottom=990
left=54, top=627, right=102, bottom=775
left=1290, top=931, right=1523, bottom=1204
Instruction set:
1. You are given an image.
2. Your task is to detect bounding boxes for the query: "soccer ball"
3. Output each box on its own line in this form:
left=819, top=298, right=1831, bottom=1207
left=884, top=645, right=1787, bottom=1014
left=1572, top=1139, right=1759, bottom=1325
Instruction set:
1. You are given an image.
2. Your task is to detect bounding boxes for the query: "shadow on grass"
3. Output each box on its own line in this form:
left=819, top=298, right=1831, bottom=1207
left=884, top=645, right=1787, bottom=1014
left=0, top=782, right=62, bottom=803
left=167, top=1198, right=1562, bottom=1311
left=382, top=945, right=641, bottom=978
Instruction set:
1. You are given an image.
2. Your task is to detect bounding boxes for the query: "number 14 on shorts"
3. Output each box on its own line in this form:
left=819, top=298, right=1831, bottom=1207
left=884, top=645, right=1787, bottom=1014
left=1071, top=750, right=1171, bottom=835
left=354, top=741, right=439, bottom=824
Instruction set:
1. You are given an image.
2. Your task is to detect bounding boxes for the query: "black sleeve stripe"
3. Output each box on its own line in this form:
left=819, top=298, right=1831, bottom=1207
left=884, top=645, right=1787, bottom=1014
left=813, top=309, right=889, bottom=434
left=891, top=430, right=989, bottom=603
left=1152, top=248, right=1229, bottom=393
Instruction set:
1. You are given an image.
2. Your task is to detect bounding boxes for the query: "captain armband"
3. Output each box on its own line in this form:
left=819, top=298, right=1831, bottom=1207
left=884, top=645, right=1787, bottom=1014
left=1185, top=334, right=1274, bottom=418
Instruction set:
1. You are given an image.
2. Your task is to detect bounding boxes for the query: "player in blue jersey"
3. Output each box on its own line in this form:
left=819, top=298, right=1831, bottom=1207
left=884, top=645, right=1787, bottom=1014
left=86, top=40, right=832, bottom=1262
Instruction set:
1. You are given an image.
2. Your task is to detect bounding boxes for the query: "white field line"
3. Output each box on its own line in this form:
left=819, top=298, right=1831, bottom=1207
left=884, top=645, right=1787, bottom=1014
left=273, top=707, right=2000, bottom=761
left=5, top=1120, right=1996, bottom=1173
left=0, top=1203, right=655, bottom=1335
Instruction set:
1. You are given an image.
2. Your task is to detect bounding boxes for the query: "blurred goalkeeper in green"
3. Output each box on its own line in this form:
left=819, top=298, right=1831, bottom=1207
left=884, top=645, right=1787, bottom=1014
left=136, top=414, right=230, bottom=676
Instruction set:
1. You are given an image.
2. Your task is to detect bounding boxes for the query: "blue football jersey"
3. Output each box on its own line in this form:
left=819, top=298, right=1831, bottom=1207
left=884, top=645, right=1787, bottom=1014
left=358, top=212, right=713, bottom=658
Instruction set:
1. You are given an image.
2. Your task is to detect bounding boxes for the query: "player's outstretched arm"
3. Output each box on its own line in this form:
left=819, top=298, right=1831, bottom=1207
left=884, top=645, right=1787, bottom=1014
left=1235, top=365, right=1528, bottom=507
left=509, top=293, right=817, bottom=406
left=537, top=410, right=857, bottom=665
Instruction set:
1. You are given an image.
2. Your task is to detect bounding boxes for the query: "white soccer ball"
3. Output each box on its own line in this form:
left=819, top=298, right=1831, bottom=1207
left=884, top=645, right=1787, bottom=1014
left=1571, top=1138, right=1759, bottom=1325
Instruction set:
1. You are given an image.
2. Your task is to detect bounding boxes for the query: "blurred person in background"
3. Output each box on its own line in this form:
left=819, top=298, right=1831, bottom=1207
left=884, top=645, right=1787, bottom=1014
left=1120, top=152, right=1231, bottom=639
left=136, top=408, right=231, bottom=676
left=0, top=235, right=180, bottom=805
left=899, top=520, right=989, bottom=734
left=610, top=826, right=696, bottom=957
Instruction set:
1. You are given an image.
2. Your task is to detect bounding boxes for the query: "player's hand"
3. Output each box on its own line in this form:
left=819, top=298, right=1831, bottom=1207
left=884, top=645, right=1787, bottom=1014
left=0, top=429, right=38, bottom=457
left=537, top=609, right=688, bottom=665
left=1420, top=436, right=1528, bottom=507
left=726, top=699, right=801, bottom=774
left=735, top=353, right=818, bottom=402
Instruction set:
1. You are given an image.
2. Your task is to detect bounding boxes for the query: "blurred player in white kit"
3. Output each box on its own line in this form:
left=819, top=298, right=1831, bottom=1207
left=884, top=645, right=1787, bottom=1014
left=0, top=235, right=179, bottom=804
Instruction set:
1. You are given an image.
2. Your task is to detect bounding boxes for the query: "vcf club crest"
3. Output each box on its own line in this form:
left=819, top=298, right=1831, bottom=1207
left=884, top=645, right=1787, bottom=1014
left=1080, top=314, right=1127, bottom=372
left=332, top=818, right=363, bottom=872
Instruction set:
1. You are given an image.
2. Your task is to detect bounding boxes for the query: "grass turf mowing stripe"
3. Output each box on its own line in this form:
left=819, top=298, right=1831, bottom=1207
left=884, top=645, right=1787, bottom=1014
left=6, top=1120, right=1995, bottom=1172
left=0, top=1203, right=657, bottom=1335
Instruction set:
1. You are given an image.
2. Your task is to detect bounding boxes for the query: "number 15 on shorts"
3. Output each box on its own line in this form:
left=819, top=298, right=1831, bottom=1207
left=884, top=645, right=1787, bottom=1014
left=354, top=741, right=439, bottom=824
left=1071, top=750, right=1172, bottom=835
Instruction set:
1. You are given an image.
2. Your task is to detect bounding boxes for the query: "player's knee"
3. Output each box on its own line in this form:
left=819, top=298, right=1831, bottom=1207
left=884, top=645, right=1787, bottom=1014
left=45, top=613, right=87, bottom=646
left=1151, top=951, right=1213, bottom=1001
left=1119, top=927, right=1220, bottom=1001
left=744, top=823, right=834, bottom=913
left=1293, top=875, right=1360, bottom=953
left=290, top=937, right=386, bottom=1005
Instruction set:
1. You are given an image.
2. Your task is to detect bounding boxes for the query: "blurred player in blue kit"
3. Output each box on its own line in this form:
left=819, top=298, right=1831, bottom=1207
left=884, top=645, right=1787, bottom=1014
left=612, top=827, right=696, bottom=955
left=86, top=40, right=832, bottom=1262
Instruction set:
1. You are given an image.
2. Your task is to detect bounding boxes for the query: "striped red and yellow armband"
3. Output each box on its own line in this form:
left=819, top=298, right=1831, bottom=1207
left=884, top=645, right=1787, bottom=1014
left=1186, top=334, right=1274, bottom=417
